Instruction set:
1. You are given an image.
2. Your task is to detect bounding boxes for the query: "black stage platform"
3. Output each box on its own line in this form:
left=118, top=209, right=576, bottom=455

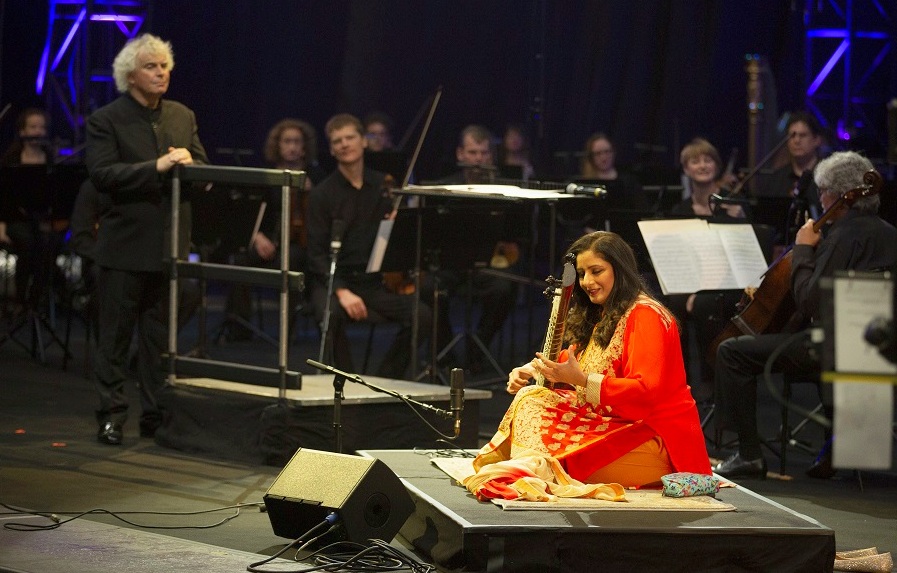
left=156, top=375, right=491, bottom=465
left=361, top=449, right=836, bottom=573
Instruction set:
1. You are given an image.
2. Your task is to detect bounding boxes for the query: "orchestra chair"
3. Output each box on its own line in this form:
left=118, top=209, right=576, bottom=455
left=777, top=371, right=824, bottom=475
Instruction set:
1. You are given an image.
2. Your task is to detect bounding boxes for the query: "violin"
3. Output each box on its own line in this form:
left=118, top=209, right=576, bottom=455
left=379, top=173, right=418, bottom=294
left=707, top=169, right=883, bottom=364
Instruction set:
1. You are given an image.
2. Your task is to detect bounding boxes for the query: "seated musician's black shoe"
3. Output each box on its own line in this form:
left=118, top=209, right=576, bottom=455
left=806, top=452, right=836, bottom=479
left=713, top=453, right=767, bottom=479
left=97, top=422, right=123, bottom=445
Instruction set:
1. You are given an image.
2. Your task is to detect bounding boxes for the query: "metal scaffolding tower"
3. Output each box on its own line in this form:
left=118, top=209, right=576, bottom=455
left=36, top=0, right=147, bottom=150
left=804, top=0, right=896, bottom=148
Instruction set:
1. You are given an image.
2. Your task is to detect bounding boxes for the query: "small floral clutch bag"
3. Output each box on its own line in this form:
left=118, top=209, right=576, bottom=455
left=661, top=472, right=720, bottom=497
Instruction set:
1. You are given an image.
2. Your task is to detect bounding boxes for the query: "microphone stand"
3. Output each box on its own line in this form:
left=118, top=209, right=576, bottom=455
left=307, top=358, right=457, bottom=453
left=317, top=230, right=342, bottom=364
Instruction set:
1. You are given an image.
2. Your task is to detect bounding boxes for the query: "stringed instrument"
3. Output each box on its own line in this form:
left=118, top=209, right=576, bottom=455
left=708, top=169, right=883, bottom=363
left=381, top=88, right=443, bottom=295
left=535, top=252, right=577, bottom=389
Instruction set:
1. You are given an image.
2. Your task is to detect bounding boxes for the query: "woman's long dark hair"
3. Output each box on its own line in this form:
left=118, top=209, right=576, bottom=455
left=564, top=231, right=647, bottom=349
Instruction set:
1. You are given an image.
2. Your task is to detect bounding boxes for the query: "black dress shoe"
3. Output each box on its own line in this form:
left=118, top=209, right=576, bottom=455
left=713, top=453, right=767, bottom=479
left=97, top=422, right=123, bottom=445
left=806, top=454, right=836, bottom=479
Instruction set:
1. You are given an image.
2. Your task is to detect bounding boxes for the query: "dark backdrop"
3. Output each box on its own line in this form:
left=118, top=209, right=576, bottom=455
left=1, top=1, right=889, bottom=181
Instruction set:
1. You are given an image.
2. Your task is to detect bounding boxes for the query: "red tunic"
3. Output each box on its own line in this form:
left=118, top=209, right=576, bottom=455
left=475, top=297, right=711, bottom=481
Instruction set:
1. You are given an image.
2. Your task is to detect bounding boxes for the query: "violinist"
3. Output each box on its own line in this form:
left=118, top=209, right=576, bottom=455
left=713, top=151, right=897, bottom=480
left=666, top=138, right=747, bottom=402
left=579, top=132, right=646, bottom=210
left=670, top=138, right=745, bottom=219
left=756, top=112, right=825, bottom=244
left=498, top=124, right=534, bottom=181
left=363, top=112, right=395, bottom=152
left=470, top=231, right=710, bottom=493
left=306, top=113, right=432, bottom=379
left=223, top=118, right=322, bottom=341
left=0, top=107, right=56, bottom=311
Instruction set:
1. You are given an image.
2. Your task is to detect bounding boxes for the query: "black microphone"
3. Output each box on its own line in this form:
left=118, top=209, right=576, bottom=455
left=330, top=219, right=347, bottom=254
left=565, top=183, right=607, bottom=198
left=449, top=368, right=464, bottom=438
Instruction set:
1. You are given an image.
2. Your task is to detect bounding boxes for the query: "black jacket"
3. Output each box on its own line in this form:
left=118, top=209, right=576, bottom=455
left=86, top=94, right=207, bottom=271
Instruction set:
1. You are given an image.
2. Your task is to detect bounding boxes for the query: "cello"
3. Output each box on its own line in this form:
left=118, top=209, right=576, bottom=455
left=708, top=169, right=883, bottom=362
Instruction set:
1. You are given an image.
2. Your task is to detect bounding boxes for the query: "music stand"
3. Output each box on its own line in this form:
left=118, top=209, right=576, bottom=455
left=191, top=185, right=279, bottom=352
left=372, top=205, right=505, bottom=384
left=0, top=165, right=84, bottom=363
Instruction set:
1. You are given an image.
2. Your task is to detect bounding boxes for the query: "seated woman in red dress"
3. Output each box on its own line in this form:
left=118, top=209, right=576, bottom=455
left=474, top=231, right=711, bottom=491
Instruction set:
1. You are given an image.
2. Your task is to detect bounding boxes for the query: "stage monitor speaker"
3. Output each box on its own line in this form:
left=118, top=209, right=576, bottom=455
left=263, top=448, right=414, bottom=542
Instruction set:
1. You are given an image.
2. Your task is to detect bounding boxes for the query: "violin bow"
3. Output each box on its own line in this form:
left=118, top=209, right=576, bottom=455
left=390, top=86, right=443, bottom=213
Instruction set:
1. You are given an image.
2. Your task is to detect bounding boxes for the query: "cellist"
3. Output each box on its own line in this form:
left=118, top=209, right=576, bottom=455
left=713, top=151, right=897, bottom=480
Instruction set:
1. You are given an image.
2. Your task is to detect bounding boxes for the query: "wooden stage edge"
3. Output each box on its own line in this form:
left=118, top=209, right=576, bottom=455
left=153, top=375, right=491, bottom=465
left=359, top=449, right=836, bottom=573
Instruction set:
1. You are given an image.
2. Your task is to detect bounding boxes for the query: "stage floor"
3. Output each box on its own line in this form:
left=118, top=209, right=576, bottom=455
left=361, top=449, right=836, bottom=573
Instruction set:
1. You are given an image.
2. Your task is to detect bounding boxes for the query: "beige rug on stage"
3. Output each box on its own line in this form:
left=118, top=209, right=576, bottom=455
left=432, top=457, right=736, bottom=512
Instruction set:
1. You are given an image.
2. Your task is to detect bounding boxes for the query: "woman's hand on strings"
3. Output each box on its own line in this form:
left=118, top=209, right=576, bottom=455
left=534, top=345, right=588, bottom=388
left=506, top=363, right=535, bottom=394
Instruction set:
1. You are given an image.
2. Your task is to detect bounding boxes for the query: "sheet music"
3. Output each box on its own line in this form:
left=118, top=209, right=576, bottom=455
left=711, top=223, right=768, bottom=289
left=366, top=218, right=394, bottom=273
left=637, top=219, right=703, bottom=293
left=638, top=219, right=766, bottom=294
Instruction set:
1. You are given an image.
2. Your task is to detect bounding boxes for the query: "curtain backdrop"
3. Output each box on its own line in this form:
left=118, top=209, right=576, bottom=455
left=3, top=1, right=880, bottom=180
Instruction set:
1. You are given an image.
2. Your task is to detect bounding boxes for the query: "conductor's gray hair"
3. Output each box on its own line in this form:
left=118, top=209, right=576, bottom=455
left=112, top=34, right=174, bottom=93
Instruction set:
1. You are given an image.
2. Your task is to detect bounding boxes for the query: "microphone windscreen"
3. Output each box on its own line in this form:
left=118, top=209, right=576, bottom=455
left=331, top=219, right=347, bottom=242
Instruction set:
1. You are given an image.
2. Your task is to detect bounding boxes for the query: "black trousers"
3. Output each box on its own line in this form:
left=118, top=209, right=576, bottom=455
left=714, top=331, right=827, bottom=460
left=310, top=274, right=433, bottom=380
left=93, top=267, right=168, bottom=428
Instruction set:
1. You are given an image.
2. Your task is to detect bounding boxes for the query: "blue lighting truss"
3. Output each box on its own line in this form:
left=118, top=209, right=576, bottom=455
left=804, top=0, right=896, bottom=146
left=36, top=0, right=147, bottom=148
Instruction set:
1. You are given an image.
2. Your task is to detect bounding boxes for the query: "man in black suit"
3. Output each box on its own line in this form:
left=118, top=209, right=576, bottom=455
left=86, top=34, right=208, bottom=445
